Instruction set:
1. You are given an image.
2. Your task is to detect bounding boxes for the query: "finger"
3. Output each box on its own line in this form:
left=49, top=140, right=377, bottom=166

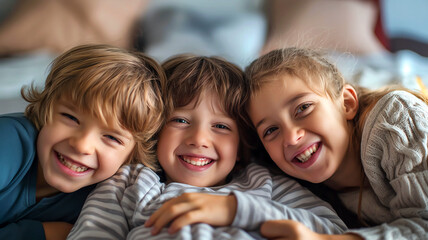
left=167, top=209, right=206, bottom=234
left=145, top=199, right=175, bottom=227
left=147, top=192, right=200, bottom=227
left=149, top=202, right=198, bottom=235
left=146, top=194, right=192, bottom=227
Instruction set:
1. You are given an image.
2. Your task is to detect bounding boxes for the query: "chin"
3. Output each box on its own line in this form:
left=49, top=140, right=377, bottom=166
left=48, top=180, right=75, bottom=193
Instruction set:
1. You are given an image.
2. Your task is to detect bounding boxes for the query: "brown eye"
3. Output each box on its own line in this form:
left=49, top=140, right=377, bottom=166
left=297, top=103, right=311, bottom=113
left=263, top=126, right=278, bottom=137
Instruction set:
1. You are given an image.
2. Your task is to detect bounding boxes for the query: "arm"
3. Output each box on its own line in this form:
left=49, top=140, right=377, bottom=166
left=260, top=220, right=363, bottom=240
left=347, top=91, right=428, bottom=240
left=145, top=164, right=347, bottom=235
left=0, top=115, right=47, bottom=240
left=145, top=192, right=238, bottom=235
left=43, top=222, right=73, bottom=240
left=231, top=166, right=347, bottom=234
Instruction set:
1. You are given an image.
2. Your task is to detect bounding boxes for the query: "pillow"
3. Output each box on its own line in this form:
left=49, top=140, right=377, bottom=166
left=261, top=0, right=386, bottom=55
left=0, top=0, right=149, bottom=57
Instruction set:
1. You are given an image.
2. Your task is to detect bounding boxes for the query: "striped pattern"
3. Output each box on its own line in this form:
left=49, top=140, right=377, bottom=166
left=68, top=163, right=346, bottom=239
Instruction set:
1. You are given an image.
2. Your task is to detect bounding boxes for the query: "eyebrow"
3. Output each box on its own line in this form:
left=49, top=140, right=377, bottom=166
left=254, top=92, right=313, bottom=130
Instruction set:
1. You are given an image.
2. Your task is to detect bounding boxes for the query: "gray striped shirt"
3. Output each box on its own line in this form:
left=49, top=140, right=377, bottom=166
left=68, top=163, right=346, bottom=239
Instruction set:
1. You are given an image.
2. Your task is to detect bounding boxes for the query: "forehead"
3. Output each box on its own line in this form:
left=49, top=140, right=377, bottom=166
left=181, top=91, right=226, bottom=112
left=254, top=73, right=327, bottom=98
left=248, top=75, right=329, bottom=124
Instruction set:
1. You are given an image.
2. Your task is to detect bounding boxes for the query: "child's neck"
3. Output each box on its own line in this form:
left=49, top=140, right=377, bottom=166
left=323, top=149, right=364, bottom=192
left=36, top=162, right=60, bottom=201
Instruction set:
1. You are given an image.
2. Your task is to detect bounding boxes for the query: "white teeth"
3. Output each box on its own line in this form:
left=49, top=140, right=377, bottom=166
left=57, top=152, right=88, bottom=172
left=182, top=156, right=212, bottom=166
left=296, top=145, right=318, bottom=163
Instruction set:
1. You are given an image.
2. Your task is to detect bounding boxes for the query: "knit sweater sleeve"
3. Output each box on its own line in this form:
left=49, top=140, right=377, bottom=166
left=231, top=164, right=347, bottom=234
left=348, top=91, right=428, bottom=240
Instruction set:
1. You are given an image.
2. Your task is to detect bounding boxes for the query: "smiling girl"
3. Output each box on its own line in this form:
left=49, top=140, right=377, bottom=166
left=244, top=47, right=428, bottom=240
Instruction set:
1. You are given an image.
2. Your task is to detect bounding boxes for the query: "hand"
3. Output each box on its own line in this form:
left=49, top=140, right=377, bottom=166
left=145, top=192, right=237, bottom=235
left=260, top=220, right=363, bottom=240
left=42, top=221, right=73, bottom=240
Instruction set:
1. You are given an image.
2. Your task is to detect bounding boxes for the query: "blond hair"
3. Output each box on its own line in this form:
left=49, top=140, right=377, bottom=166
left=245, top=47, right=428, bottom=225
left=245, top=47, right=345, bottom=101
left=22, top=44, right=165, bottom=168
left=242, top=47, right=346, bottom=166
left=161, top=54, right=249, bottom=177
left=245, top=47, right=428, bottom=155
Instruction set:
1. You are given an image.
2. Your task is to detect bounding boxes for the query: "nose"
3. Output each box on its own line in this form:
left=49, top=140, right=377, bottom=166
left=282, top=124, right=304, bottom=147
left=69, top=131, right=96, bottom=155
left=185, top=126, right=210, bottom=148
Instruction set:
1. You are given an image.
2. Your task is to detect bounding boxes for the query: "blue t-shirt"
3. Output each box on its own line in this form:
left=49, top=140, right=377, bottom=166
left=0, top=113, right=94, bottom=240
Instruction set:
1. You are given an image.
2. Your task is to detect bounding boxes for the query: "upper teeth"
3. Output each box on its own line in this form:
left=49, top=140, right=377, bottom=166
left=296, top=144, right=318, bottom=163
left=57, top=153, right=88, bottom=172
left=182, top=156, right=212, bottom=166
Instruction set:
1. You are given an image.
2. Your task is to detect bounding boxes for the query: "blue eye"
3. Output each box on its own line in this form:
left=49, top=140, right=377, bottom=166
left=263, top=127, right=278, bottom=137
left=214, top=124, right=229, bottom=130
left=172, top=118, right=188, bottom=124
left=61, top=113, right=79, bottom=124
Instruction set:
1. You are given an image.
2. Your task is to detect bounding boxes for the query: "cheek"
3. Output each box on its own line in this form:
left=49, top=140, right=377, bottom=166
left=156, top=134, right=176, bottom=168
left=156, top=149, right=168, bottom=169
left=37, top=126, right=54, bottom=158
left=263, top=140, right=281, bottom=159
left=220, top=135, right=240, bottom=158
left=99, top=151, right=130, bottom=177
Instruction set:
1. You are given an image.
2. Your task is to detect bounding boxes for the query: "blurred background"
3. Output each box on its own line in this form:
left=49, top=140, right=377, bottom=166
left=0, top=0, right=427, bottom=114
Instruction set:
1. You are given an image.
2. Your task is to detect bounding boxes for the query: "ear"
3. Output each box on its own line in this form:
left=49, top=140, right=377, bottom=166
left=342, top=84, right=358, bottom=120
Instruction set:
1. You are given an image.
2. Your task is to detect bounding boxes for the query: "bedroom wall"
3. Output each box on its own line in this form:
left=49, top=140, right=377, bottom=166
left=382, top=0, right=428, bottom=56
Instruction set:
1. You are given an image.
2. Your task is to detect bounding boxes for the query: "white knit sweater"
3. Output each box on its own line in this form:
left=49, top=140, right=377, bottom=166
left=341, top=91, right=428, bottom=240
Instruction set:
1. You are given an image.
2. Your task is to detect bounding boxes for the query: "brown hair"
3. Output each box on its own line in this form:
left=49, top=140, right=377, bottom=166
left=161, top=54, right=249, bottom=177
left=22, top=44, right=165, bottom=168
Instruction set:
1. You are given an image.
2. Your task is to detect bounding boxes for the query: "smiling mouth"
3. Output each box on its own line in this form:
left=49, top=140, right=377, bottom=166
left=180, top=155, right=214, bottom=166
left=295, top=143, right=319, bottom=163
left=56, top=152, right=89, bottom=172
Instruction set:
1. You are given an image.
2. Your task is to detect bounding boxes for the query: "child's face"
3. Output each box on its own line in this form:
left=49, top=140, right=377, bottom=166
left=157, top=92, right=240, bottom=187
left=37, top=101, right=136, bottom=193
left=248, top=75, right=352, bottom=183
